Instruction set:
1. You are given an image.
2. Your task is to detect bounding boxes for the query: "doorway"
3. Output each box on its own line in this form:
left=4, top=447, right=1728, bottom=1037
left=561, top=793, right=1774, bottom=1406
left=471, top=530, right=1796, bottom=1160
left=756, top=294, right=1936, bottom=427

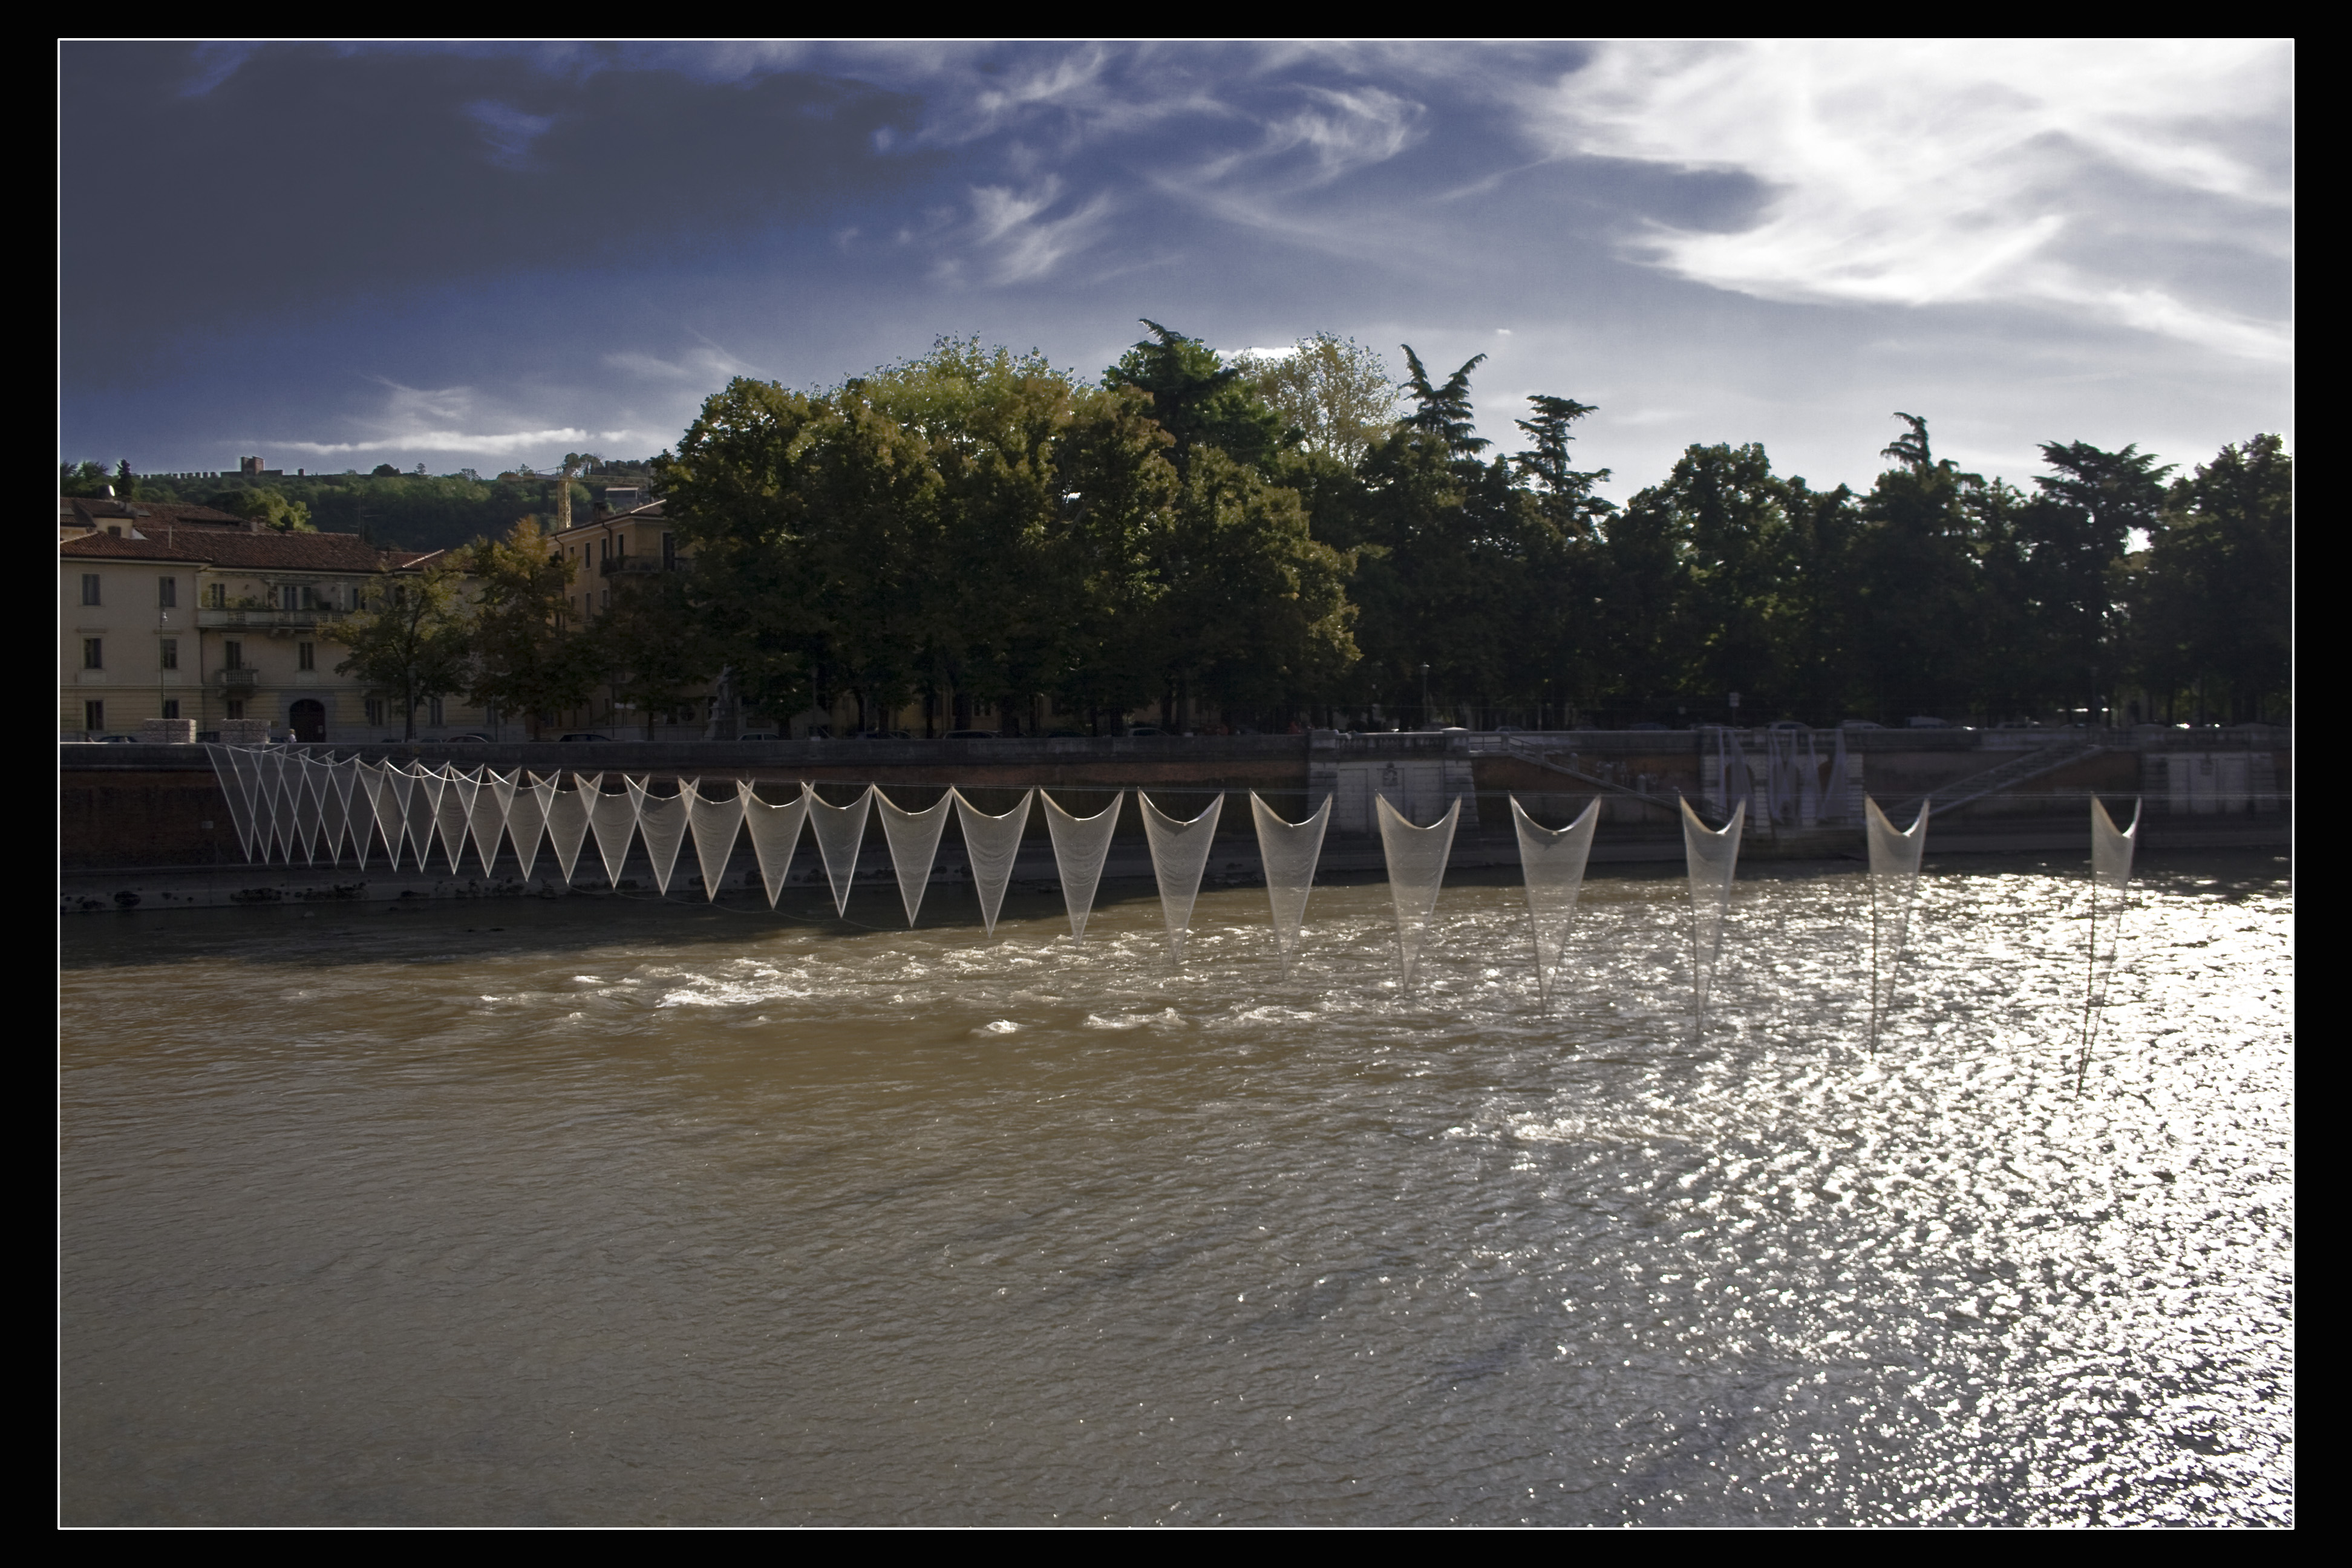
left=289, top=699, right=327, bottom=743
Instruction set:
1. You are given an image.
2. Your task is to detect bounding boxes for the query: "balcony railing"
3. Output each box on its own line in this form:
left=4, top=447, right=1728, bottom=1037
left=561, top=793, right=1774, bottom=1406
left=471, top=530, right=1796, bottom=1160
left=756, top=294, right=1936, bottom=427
left=198, top=606, right=348, bottom=629
left=216, top=668, right=260, bottom=688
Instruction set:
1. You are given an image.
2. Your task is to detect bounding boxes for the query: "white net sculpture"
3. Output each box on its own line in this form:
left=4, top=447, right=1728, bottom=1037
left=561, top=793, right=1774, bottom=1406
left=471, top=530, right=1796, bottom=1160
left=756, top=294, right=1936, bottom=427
left=307, top=758, right=343, bottom=863
left=952, top=788, right=1033, bottom=935
left=544, top=774, right=596, bottom=883
left=1249, top=792, right=1330, bottom=975
left=434, top=766, right=476, bottom=872
left=685, top=780, right=746, bottom=901
left=507, top=773, right=554, bottom=881
left=348, top=758, right=386, bottom=867
left=877, top=789, right=954, bottom=926
left=1511, top=795, right=1599, bottom=1008
left=587, top=776, right=641, bottom=886
left=741, top=782, right=811, bottom=907
left=1863, top=796, right=1930, bottom=1053
left=629, top=777, right=691, bottom=895
left=2077, top=797, right=2142, bottom=1091
left=290, top=756, right=325, bottom=864
left=404, top=763, right=443, bottom=872
left=1376, top=794, right=1460, bottom=992
left=808, top=785, right=875, bottom=916
left=1042, top=789, right=1124, bottom=939
left=207, top=745, right=259, bottom=860
left=1139, top=792, right=1224, bottom=962
left=387, top=762, right=425, bottom=869
left=468, top=768, right=516, bottom=874
left=266, top=751, right=299, bottom=862
left=324, top=757, right=360, bottom=864
left=1680, top=797, right=1745, bottom=1031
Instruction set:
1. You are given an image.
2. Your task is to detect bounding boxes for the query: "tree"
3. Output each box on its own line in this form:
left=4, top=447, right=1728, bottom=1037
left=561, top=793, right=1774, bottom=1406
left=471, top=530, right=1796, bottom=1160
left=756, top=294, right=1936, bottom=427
left=1399, top=347, right=1489, bottom=457
left=213, top=486, right=314, bottom=532
left=325, top=558, right=471, bottom=740
left=1102, top=320, right=1282, bottom=474
left=1233, top=333, right=1399, bottom=466
left=583, top=570, right=719, bottom=739
left=59, top=460, right=111, bottom=497
left=464, top=516, right=595, bottom=737
left=2129, top=434, right=2292, bottom=723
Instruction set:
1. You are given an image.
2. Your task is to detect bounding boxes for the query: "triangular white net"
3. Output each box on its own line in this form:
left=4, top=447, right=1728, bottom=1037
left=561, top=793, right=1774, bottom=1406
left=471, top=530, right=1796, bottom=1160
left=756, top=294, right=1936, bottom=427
left=208, top=745, right=260, bottom=860
left=266, top=751, right=299, bottom=861
left=686, top=780, right=746, bottom=900
left=544, top=773, right=596, bottom=883
left=629, top=777, right=690, bottom=895
left=808, top=785, right=875, bottom=916
left=1249, top=793, right=1330, bottom=975
left=387, top=762, right=423, bottom=869
left=741, top=782, right=810, bottom=908
left=1512, top=795, right=1599, bottom=1008
left=876, top=789, right=953, bottom=926
left=952, top=788, right=1033, bottom=935
left=587, top=776, right=641, bottom=886
left=1042, top=789, right=1123, bottom=940
left=403, top=763, right=443, bottom=871
left=442, top=766, right=482, bottom=872
left=2077, top=797, right=2143, bottom=1089
left=348, top=759, right=386, bottom=868
left=290, top=756, right=325, bottom=864
left=1863, top=796, right=1929, bottom=1052
left=1140, top=791, right=1223, bottom=962
left=1681, top=797, right=1745, bottom=1029
left=469, top=768, right=515, bottom=875
left=322, top=757, right=359, bottom=864
left=507, top=773, right=554, bottom=881
left=1376, top=794, right=1459, bottom=991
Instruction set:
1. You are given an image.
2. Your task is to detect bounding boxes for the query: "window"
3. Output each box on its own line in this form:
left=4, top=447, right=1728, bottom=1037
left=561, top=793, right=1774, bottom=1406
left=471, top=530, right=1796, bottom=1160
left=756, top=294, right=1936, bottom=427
left=159, top=639, right=178, bottom=670
left=162, top=699, right=179, bottom=720
left=158, top=576, right=177, bottom=609
left=224, top=699, right=244, bottom=719
left=298, top=641, right=315, bottom=671
left=83, top=638, right=102, bottom=670
left=105, top=526, right=121, bottom=538
left=80, top=574, right=101, bottom=606
left=208, top=583, right=226, bottom=608
left=85, top=701, right=103, bottom=732
left=365, top=697, right=384, bottom=727
left=224, top=641, right=243, bottom=670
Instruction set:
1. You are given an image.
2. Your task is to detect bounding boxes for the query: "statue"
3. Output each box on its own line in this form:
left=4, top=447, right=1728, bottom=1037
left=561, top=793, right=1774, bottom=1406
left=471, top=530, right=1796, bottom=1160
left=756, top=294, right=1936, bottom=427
left=702, top=665, right=737, bottom=742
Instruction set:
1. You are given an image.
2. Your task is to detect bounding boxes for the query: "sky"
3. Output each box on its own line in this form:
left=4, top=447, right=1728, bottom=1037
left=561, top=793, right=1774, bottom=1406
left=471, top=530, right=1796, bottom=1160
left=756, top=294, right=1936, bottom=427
left=59, top=40, right=2292, bottom=500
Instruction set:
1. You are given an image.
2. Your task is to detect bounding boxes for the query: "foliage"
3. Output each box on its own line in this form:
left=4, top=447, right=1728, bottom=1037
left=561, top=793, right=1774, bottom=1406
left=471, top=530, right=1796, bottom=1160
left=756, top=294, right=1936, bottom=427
left=212, top=486, right=314, bottom=532
left=1233, top=333, right=1399, bottom=466
left=463, top=517, right=596, bottom=738
left=324, top=557, right=471, bottom=739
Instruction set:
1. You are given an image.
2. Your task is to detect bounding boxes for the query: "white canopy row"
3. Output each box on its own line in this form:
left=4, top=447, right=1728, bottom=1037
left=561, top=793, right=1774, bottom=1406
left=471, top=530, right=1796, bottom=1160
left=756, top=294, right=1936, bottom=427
left=199, top=747, right=2129, bottom=1021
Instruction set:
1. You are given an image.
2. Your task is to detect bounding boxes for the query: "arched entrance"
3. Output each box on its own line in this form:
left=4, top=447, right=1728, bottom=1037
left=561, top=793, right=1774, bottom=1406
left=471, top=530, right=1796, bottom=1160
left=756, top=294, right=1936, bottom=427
left=289, top=699, right=327, bottom=743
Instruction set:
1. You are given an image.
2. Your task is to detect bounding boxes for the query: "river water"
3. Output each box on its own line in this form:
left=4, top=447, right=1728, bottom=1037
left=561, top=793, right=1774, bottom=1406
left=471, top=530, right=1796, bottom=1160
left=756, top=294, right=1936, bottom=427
left=60, top=853, right=2292, bottom=1526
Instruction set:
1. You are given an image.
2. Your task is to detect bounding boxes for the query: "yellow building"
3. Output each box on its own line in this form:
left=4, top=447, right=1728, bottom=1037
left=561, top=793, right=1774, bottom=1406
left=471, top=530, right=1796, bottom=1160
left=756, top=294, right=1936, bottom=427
left=59, top=515, right=483, bottom=742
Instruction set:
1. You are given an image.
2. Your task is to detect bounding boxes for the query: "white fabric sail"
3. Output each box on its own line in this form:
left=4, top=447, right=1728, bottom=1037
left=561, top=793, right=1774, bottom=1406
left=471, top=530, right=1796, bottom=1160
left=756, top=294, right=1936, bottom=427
left=388, top=762, right=426, bottom=869
left=952, top=788, right=1033, bottom=935
left=289, top=757, right=325, bottom=864
left=348, top=759, right=387, bottom=868
left=1681, top=797, right=1745, bottom=1029
left=1863, top=796, right=1930, bottom=1053
left=1376, top=794, right=1459, bottom=991
left=808, top=785, right=875, bottom=916
left=2077, top=797, right=2143, bottom=1090
left=685, top=780, right=746, bottom=900
left=876, top=789, right=954, bottom=926
left=209, top=745, right=260, bottom=860
left=629, top=777, right=691, bottom=895
left=1140, top=792, right=1224, bottom=962
left=266, top=751, right=299, bottom=861
left=1249, top=792, right=1330, bottom=975
left=322, top=757, right=359, bottom=863
left=1042, top=789, right=1123, bottom=939
left=1511, top=795, right=1599, bottom=1008
left=437, top=766, right=479, bottom=872
left=587, top=776, right=641, bottom=886
left=544, top=773, right=596, bottom=883
left=506, top=773, right=554, bottom=881
left=741, top=782, right=811, bottom=907
left=468, top=768, right=515, bottom=874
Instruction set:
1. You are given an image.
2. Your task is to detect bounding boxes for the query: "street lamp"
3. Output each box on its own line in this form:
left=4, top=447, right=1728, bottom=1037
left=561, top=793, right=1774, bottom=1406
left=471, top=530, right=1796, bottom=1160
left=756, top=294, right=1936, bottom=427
left=1420, top=662, right=1431, bottom=728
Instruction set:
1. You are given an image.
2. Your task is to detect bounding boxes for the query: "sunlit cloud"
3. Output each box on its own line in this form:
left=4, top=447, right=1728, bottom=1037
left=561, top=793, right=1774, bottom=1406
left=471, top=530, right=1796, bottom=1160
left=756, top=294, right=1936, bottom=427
left=1530, top=39, right=2292, bottom=361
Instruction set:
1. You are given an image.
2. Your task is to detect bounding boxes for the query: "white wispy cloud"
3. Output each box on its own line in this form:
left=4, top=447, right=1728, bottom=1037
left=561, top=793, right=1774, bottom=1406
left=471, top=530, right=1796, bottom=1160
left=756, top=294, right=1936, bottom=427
left=1529, top=40, right=2292, bottom=361
left=262, top=379, right=647, bottom=462
left=964, top=176, right=1116, bottom=283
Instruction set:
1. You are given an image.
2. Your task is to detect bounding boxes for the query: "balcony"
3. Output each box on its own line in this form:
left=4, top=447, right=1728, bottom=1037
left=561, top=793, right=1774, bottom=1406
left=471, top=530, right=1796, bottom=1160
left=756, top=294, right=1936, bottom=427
left=216, top=668, right=260, bottom=689
left=197, top=606, right=347, bottom=630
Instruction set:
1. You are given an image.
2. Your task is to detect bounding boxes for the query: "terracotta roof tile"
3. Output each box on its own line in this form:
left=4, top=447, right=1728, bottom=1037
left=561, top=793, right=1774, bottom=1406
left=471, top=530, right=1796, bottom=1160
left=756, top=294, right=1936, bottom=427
left=60, top=529, right=419, bottom=572
left=57, top=533, right=209, bottom=562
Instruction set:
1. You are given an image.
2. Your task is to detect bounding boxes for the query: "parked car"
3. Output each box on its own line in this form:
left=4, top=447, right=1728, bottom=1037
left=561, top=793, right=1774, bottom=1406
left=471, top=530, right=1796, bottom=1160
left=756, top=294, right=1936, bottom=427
left=1047, top=728, right=1087, bottom=739
left=737, top=730, right=780, bottom=742
left=558, top=732, right=612, bottom=742
left=443, top=732, right=494, bottom=743
left=1768, top=720, right=1808, bottom=731
left=1840, top=720, right=1884, bottom=731
left=851, top=730, right=912, bottom=740
left=1124, top=725, right=1165, bottom=737
left=97, top=733, right=140, bottom=743
left=941, top=729, right=996, bottom=740
left=1905, top=716, right=1949, bottom=728
left=1628, top=721, right=1670, bottom=731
